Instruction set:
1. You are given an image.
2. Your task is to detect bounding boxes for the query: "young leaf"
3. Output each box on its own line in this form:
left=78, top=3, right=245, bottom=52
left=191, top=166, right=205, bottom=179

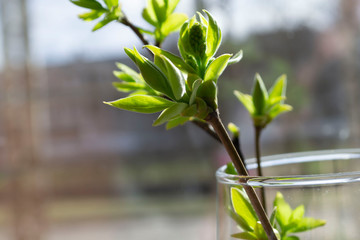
left=70, top=0, right=106, bottom=10
left=103, top=0, right=118, bottom=9
left=142, top=0, right=157, bottom=26
left=125, top=48, right=174, bottom=99
left=112, top=82, right=147, bottom=92
left=196, top=80, right=217, bottom=110
left=231, top=232, right=258, bottom=240
left=228, top=50, right=243, bottom=65
left=104, top=95, right=174, bottom=113
left=203, top=10, right=221, bottom=60
left=291, top=217, right=326, bottom=233
left=283, top=236, right=300, bottom=240
left=269, top=74, right=287, bottom=100
left=161, top=13, right=188, bottom=36
left=224, top=162, right=237, bottom=175
left=78, top=10, right=104, bottom=21
left=155, top=55, right=186, bottom=100
left=228, top=123, right=239, bottom=138
left=204, top=54, right=231, bottom=83
left=152, top=0, right=167, bottom=23
left=145, top=45, right=195, bottom=73
left=289, top=205, right=305, bottom=224
left=92, top=16, right=113, bottom=31
left=253, top=222, right=268, bottom=240
left=274, top=192, right=292, bottom=229
left=252, top=73, right=268, bottom=116
left=166, top=116, right=189, bottom=130
left=189, top=79, right=202, bottom=105
left=165, top=0, right=180, bottom=16
left=231, top=188, right=258, bottom=229
left=153, top=102, right=188, bottom=126
left=228, top=208, right=254, bottom=232
left=181, top=104, right=197, bottom=117
left=269, top=104, right=293, bottom=119
left=234, top=91, right=255, bottom=115
left=270, top=207, right=277, bottom=227
left=114, top=63, right=143, bottom=83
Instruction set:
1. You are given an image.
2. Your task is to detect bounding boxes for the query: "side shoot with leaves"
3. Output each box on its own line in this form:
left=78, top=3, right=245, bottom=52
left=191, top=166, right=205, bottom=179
left=71, top=1, right=326, bottom=239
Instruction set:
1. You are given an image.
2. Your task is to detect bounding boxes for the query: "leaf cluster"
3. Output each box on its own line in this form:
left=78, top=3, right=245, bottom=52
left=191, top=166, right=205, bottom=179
left=228, top=187, right=325, bottom=240
left=234, top=74, right=292, bottom=128
left=105, top=11, right=243, bottom=129
left=142, top=0, right=188, bottom=44
left=70, top=0, right=122, bottom=31
left=273, top=192, right=326, bottom=240
left=178, top=11, right=242, bottom=81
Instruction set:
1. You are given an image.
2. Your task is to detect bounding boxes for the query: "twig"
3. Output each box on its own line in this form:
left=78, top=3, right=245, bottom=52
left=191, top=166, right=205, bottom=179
left=255, top=126, right=267, bottom=212
left=206, top=111, right=277, bottom=240
left=120, top=14, right=150, bottom=46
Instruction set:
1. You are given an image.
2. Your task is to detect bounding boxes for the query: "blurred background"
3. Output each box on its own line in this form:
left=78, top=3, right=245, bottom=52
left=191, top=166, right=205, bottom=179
left=0, top=0, right=359, bottom=239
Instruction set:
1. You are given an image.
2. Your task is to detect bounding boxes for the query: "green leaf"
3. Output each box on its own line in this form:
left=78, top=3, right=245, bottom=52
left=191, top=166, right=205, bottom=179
left=274, top=192, right=292, bottom=228
left=165, top=0, right=180, bottom=16
left=269, top=104, right=293, bottom=119
left=228, top=50, right=243, bottom=65
left=194, top=97, right=210, bottom=119
left=228, top=209, right=254, bottom=232
left=92, top=15, right=113, bottom=31
left=203, top=10, right=221, bottom=59
left=269, top=74, right=287, bottom=100
left=161, top=13, right=188, bottom=36
left=283, top=236, right=300, bottom=240
left=204, top=54, right=231, bottom=82
left=234, top=91, right=255, bottom=115
left=70, top=0, right=106, bottom=10
left=142, top=0, right=158, bottom=26
left=112, top=82, right=147, bottom=93
left=291, top=217, right=326, bottom=233
left=152, top=0, right=167, bottom=23
left=231, top=188, right=258, bottom=229
left=189, top=79, right=202, bottom=105
left=103, top=0, right=118, bottom=9
left=196, top=80, right=217, bottom=110
left=115, top=63, right=143, bottom=83
left=270, top=207, right=277, bottom=227
left=231, top=232, right=258, bottom=240
left=224, top=162, right=237, bottom=175
left=158, top=55, right=186, bottom=100
left=181, top=104, right=197, bottom=117
left=78, top=10, right=104, bottom=21
left=104, top=95, right=174, bottom=113
left=253, top=222, right=268, bottom=240
left=289, top=205, right=305, bottom=224
left=227, top=122, right=239, bottom=138
left=145, top=45, right=195, bottom=73
left=166, top=116, right=189, bottom=129
left=125, top=47, right=174, bottom=99
left=252, top=73, right=268, bottom=116
left=153, top=102, right=188, bottom=126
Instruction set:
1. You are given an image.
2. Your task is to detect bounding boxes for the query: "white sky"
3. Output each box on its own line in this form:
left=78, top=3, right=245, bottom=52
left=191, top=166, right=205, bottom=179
left=12, top=0, right=339, bottom=67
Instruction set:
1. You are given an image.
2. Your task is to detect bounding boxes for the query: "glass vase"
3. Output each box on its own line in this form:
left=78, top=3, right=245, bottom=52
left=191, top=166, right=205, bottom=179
left=216, top=149, right=360, bottom=240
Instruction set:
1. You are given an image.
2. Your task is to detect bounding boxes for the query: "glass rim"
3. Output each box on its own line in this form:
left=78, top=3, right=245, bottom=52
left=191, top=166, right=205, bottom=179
left=216, top=148, right=360, bottom=187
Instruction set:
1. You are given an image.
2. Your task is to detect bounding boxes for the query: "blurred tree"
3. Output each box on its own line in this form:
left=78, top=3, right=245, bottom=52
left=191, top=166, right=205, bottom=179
left=339, top=0, right=360, bottom=145
left=0, top=0, right=48, bottom=239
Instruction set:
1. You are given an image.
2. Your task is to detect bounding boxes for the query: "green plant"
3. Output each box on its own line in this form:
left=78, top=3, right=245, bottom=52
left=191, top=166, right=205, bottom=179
left=230, top=188, right=325, bottom=240
left=70, top=1, right=326, bottom=239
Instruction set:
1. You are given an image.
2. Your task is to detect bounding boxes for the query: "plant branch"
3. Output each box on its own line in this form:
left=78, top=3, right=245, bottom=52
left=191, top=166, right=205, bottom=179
left=206, top=111, right=277, bottom=240
left=255, top=126, right=267, bottom=212
left=192, top=119, right=221, bottom=142
left=120, top=14, right=150, bottom=46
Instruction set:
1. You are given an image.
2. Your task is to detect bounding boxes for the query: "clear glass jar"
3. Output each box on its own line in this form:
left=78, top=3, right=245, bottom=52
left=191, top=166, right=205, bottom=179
left=216, top=149, right=360, bottom=240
